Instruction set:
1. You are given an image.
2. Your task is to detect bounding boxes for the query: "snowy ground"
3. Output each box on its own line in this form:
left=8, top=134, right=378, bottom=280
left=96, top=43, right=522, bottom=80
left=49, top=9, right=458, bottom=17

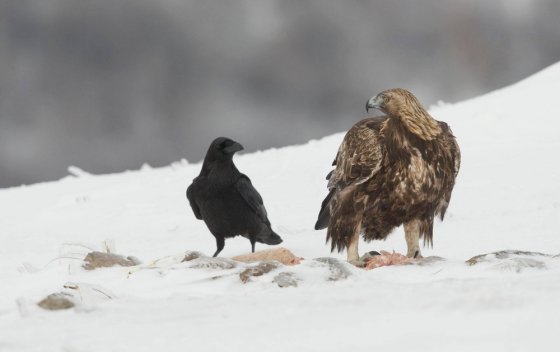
left=1, top=64, right=560, bottom=352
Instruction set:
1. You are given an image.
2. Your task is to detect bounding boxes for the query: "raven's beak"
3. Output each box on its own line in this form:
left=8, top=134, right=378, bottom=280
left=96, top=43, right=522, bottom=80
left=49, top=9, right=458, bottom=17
left=224, top=141, right=244, bottom=154
left=366, top=95, right=383, bottom=113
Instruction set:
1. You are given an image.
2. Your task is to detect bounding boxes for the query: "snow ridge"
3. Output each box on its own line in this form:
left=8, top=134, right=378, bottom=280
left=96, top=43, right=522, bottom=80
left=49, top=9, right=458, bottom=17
left=1, top=63, right=560, bottom=351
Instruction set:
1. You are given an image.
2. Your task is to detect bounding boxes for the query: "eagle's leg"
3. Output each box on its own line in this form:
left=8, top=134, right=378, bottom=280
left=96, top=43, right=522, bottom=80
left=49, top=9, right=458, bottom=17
left=404, top=220, right=422, bottom=258
left=347, top=223, right=362, bottom=266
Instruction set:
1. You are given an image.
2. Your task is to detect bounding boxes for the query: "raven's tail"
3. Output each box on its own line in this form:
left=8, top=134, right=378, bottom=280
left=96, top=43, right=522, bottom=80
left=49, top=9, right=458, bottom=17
left=314, top=189, right=334, bottom=230
left=259, top=229, right=283, bottom=245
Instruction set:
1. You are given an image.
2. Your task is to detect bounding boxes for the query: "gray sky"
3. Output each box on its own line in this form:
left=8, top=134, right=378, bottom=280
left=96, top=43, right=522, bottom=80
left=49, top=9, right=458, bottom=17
left=1, top=0, right=560, bottom=187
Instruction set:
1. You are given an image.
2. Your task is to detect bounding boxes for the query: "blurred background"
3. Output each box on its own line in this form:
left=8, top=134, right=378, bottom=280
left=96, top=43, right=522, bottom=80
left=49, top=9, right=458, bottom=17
left=1, top=0, right=560, bottom=188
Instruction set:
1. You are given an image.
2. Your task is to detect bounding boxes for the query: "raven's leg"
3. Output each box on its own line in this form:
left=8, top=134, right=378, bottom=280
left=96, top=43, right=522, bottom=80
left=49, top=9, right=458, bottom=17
left=212, top=236, right=225, bottom=257
left=404, top=219, right=421, bottom=258
left=249, top=236, right=256, bottom=253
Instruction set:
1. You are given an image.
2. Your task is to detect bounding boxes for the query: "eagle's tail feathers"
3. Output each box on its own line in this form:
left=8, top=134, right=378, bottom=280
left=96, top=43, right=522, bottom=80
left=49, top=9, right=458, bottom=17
left=420, top=219, right=434, bottom=248
left=314, top=189, right=335, bottom=230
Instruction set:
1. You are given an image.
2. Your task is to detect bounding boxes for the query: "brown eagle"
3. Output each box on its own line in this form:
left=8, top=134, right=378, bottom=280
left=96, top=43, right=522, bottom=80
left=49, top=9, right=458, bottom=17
left=315, top=88, right=460, bottom=264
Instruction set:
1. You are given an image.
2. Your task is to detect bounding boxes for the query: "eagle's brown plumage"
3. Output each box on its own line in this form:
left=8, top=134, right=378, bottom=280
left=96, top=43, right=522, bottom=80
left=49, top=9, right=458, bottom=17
left=315, top=88, right=460, bottom=262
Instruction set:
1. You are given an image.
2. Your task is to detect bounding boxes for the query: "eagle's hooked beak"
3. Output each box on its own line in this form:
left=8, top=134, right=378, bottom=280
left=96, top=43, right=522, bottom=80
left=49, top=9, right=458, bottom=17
left=223, top=141, right=244, bottom=154
left=366, top=95, right=383, bottom=113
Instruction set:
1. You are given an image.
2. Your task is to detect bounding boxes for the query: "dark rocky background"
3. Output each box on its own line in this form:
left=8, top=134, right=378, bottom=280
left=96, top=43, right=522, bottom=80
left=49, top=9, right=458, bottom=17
left=2, top=0, right=559, bottom=187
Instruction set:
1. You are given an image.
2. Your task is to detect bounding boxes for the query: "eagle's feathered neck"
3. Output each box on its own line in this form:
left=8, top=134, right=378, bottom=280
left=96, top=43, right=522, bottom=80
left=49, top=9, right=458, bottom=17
left=389, top=101, right=441, bottom=141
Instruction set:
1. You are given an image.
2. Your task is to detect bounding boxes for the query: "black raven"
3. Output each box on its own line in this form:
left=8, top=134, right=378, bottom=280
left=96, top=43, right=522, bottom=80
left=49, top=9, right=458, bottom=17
left=186, top=137, right=283, bottom=257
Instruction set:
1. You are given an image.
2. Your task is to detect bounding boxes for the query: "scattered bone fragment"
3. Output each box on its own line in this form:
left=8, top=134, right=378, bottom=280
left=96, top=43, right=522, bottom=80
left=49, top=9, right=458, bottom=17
left=466, top=250, right=551, bottom=266
left=273, top=272, right=298, bottom=288
left=189, top=257, right=237, bottom=270
left=240, top=261, right=280, bottom=283
left=233, top=248, right=302, bottom=266
left=37, top=293, right=75, bottom=311
left=83, top=251, right=141, bottom=270
left=313, top=258, right=353, bottom=281
left=466, top=250, right=551, bottom=273
left=36, top=282, right=114, bottom=312
left=182, top=251, right=204, bottom=262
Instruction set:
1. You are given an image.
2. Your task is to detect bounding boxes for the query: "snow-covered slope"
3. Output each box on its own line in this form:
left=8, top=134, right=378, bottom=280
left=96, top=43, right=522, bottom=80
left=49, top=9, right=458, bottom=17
left=1, top=64, right=560, bottom=351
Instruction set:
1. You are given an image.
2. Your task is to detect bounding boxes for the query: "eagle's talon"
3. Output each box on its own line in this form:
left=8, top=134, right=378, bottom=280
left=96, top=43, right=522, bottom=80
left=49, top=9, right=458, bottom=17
left=349, top=251, right=380, bottom=267
left=360, top=251, right=380, bottom=262
left=348, top=259, right=366, bottom=267
left=407, top=250, right=424, bottom=259
left=406, top=248, right=422, bottom=259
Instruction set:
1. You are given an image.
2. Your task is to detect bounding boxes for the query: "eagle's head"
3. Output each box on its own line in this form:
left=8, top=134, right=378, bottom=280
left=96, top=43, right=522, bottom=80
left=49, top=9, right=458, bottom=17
left=366, top=88, right=442, bottom=140
left=366, top=88, right=421, bottom=116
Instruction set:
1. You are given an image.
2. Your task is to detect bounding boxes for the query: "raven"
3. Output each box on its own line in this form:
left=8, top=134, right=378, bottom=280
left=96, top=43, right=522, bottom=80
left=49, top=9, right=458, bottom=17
left=187, top=137, right=283, bottom=257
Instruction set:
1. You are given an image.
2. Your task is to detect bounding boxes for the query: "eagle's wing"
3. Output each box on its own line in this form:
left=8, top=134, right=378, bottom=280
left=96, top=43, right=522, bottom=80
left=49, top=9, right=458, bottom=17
left=436, top=121, right=461, bottom=178
left=436, top=121, right=461, bottom=220
left=329, top=117, right=386, bottom=190
left=451, top=130, right=461, bottom=178
left=235, top=175, right=270, bottom=225
left=320, top=117, right=387, bottom=251
left=186, top=181, right=203, bottom=220
left=315, top=117, right=386, bottom=232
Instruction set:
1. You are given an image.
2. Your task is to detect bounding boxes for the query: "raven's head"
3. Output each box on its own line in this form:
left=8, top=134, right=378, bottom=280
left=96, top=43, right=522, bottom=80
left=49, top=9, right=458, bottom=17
left=207, top=137, right=244, bottom=160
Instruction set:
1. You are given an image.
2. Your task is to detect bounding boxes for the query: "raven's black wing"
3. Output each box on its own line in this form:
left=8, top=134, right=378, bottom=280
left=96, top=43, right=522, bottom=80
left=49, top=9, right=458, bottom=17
left=235, top=175, right=270, bottom=225
left=186, top=182, right=202, bottom=220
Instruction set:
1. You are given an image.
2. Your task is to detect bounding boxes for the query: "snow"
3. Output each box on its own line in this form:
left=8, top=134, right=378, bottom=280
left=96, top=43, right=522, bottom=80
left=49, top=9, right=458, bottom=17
left=1, top=63, right=560, bottom=351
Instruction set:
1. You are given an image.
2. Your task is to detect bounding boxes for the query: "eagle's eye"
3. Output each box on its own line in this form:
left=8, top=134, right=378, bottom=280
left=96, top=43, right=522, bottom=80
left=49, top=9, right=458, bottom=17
left=383, top=94, right=390, bottom=104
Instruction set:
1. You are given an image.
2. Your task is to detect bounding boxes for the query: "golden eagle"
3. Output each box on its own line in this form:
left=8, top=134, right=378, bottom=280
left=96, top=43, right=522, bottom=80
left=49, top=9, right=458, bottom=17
left=315, top=89, right=460, bottom=264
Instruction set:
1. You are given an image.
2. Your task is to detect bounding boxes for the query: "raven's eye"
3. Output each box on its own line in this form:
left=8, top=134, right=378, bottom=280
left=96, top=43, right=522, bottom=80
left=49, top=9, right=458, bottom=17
left=219, top=141, right=229, bottom=150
